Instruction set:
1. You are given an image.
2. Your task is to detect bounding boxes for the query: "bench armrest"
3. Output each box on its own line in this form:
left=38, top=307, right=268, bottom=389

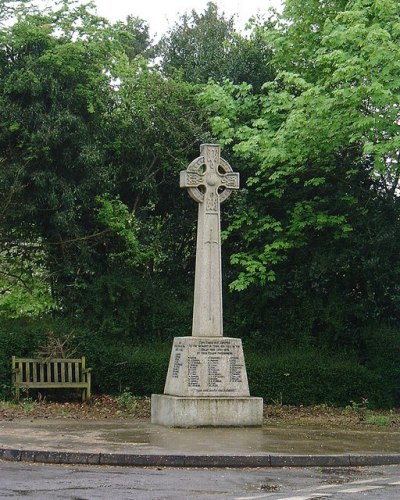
left=82, top=368, right=92, bottom=400
left=12, top=366, right=21, bottom=386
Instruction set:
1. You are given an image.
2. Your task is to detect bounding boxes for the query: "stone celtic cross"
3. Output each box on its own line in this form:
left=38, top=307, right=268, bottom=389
left=180, top=144, right=239, bottom=337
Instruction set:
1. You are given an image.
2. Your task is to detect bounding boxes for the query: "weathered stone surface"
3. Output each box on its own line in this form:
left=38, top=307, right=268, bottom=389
left=151, top=394, right=263, bottom=427
left=58, top=452, right=100, bottom=465
left=349, top=454, right=400, bottom=466
left=182, top=455, right=271, bottom=467
left=163, top=336, right=250, bottom=397
left=20, top=450, right=36, bottom=462
left=180, top=144, right=239, bottom=338
left=34, top=451, right=61, bottom=464
left=100, top=453, right=186, bottom=467
left=270, top=454, right=351, bottom=467
left=100, top=453, right=149, bottom=466
left=0, top=448, right=21, bottom=461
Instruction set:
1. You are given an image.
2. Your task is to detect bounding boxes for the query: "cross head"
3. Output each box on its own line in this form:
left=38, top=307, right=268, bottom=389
left=180, top=144, right=239, bottom=211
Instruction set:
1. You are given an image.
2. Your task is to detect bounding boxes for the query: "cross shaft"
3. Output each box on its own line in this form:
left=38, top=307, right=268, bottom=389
left=180, top=144, right=239, bottom=337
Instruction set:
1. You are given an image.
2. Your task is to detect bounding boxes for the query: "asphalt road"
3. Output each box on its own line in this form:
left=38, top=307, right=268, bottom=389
left=0, top=461, right=400, bottom=499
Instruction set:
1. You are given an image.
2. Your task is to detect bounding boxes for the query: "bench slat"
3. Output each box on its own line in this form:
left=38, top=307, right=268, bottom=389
left=13, top=358, right=84, bottom=363
left=16, top=382, right=90, bottom=389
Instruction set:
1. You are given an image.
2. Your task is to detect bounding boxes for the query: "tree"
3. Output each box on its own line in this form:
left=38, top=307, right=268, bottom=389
left=0, top=0, right=206, bottom=335
left=157, top=1, right=274, bottom=90
left=201, top=0, right=400, bottom=346
left=113, top=15, right=153, bottom=61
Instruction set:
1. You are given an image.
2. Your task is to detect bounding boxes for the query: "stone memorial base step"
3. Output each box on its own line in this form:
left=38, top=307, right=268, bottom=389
left=151, top=394, right=263, bottom=427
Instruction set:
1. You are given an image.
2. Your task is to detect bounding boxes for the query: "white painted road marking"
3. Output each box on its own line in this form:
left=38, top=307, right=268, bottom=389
left=235, top=495, right=271, bottom=500
left=313, top=484, right=346, bottom=490
left=337, top=485, right=383, bottom=493
left=277, top=496, right=332, bottom=500
left=350, top=477, right=389, bottom=484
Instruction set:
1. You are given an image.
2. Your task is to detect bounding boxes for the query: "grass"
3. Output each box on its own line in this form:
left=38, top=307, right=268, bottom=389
left=365, top=415, right=393, bottom=427
left=0, top=398, right=36, bottom=413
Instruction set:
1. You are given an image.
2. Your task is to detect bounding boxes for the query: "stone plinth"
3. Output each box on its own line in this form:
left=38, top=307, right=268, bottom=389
left=151, top=337, right=263, bottom=427
left=151, top=394, right=263, bottom=427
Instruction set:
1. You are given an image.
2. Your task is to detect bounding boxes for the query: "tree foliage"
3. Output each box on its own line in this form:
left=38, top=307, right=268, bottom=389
left=0, top=0, right=204, bottom=325
left=201, top=0, right=400, bottom=341
left=157, top=1, right=274, bottom=90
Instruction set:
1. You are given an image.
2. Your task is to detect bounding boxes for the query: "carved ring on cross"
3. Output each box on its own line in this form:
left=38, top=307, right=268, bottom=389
left=181, top=144, right=239, bottom=205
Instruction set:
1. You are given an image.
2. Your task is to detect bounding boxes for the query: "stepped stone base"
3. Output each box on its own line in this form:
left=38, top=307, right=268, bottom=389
left=151, top=394, right=263, bottom=427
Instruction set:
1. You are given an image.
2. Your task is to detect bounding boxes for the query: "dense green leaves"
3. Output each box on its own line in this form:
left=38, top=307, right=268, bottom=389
left=157, top=2, right=274, bottom=90
left=0, top=241, right=56, bottom=318
left=201, top=0, right=400, bottom=340
left=0, top=0, right=204, bottom=318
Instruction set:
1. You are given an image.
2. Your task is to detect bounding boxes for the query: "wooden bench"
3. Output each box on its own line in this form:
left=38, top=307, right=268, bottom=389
left=11, top=356, right=92, bottom=401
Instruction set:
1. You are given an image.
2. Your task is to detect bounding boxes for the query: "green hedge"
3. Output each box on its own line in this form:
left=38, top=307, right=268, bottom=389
left=362, top=324, right=400, bottom=408
left=0, top=318, right=398, bottom=408
left=245, top=349, right=387, bottom=408
left=78, top=343, right=170, bottom=395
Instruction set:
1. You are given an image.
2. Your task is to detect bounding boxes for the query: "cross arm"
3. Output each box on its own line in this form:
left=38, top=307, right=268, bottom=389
left=220, top=172, right=240, bottom=190
left=180, top=171, right=204, bottom=189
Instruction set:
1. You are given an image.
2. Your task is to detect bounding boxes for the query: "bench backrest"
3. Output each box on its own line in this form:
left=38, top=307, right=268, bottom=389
left=12, top=356, right=87, bottom=384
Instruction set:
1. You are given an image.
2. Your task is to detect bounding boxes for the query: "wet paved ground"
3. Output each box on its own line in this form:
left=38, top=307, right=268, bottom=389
left=0, top=418, right=399, bottom=455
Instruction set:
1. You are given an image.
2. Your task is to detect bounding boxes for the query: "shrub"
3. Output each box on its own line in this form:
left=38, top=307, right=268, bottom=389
left=362, top=324, right=400, bottom=407
left=245, top=347, right=387, bottom=407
